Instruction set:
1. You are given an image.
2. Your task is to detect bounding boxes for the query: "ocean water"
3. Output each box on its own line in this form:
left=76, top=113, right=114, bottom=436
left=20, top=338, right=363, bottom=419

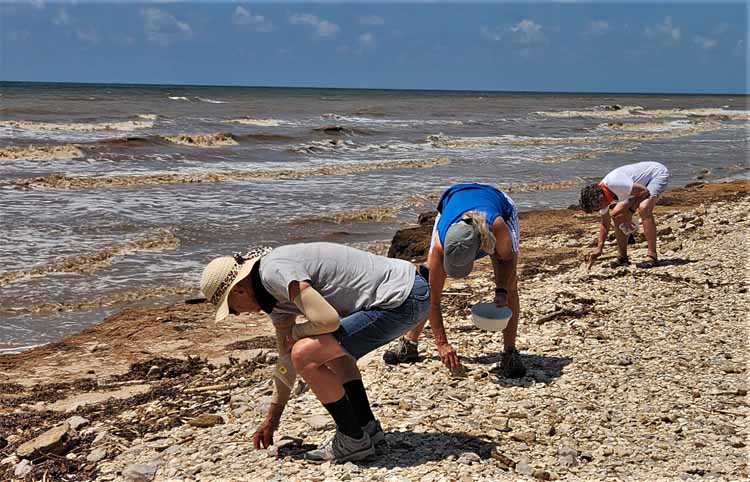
left=0, top=82, right=748, bottom=352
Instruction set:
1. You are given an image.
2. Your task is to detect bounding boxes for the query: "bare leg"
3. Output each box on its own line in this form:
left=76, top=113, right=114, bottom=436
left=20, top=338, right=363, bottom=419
left=503, top=273, right=520, bottom=350
left=326, top=356, right=362, bottom=384
left=291, top=335, right=349, bottom=404
left=638, top=197, right=659, bottom=258
left=614, top=223, right=628, bottom=259
left=403, top=320, right=427, bottom=343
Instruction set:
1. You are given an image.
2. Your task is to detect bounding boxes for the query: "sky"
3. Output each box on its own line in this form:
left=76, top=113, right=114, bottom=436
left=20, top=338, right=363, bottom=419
left=1, top=1, right=747, bottom=93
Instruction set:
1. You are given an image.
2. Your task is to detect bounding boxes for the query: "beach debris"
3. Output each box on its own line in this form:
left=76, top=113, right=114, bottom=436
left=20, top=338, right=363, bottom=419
left=65, top=415, right=90, bottom=430
left=16, top=423, right=76, bottom=460
left=123, top=462, right=159, bottom=482
left=186, top=414, right=225, bottom=428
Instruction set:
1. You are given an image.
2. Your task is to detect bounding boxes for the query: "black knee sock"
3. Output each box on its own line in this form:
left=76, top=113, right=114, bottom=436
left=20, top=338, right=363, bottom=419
left=343, top=379, right=376, bottom=426
left=322, top=395, right=364, bottom=439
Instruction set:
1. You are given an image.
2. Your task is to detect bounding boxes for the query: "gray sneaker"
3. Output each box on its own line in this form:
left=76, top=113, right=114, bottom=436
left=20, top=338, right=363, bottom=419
left=362, top=419, right=385, bottom=445
left=305, top=430, right=374, bottom=463
left=383, top=337, right=419, bottom=365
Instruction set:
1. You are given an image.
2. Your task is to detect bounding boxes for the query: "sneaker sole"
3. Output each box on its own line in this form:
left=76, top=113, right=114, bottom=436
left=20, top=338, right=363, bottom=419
left=369, top=430, right=386, bottom=445
left=335, top=445, right=375, bottom=463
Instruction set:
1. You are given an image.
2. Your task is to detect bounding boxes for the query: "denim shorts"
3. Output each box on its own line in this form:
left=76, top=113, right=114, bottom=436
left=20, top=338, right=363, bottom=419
left=332, top=272, right=430, bottom=360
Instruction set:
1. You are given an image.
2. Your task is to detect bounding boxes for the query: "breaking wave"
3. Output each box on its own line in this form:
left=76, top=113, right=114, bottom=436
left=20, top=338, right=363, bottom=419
left=0, top=144, right=85, bottom=162
left=0, top=118, right=155, bottom=132
left=1, top=157, right=451, bottom=190
left=0, top=228, right=180, bottom=288
left=3, top=284, right=194, bottom=316
left=224, top=118, right=285, bottom=127
left=196, top=97, right=228, bottom=104
left=163, top=132, right=238, bottom=147
left=312, top=125, right=372, bottom=136
left=534, top=105, right=750, bottom=120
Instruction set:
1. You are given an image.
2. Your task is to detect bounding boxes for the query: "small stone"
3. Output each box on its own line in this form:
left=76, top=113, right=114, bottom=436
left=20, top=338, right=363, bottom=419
left=490, top=447, right=515, bottom=469
left=123, top=463, right=158, bottom=482
left=16, top=423, right=75, bottom=460
left=305, top=415, right=332, bottom=430
left=148, top=438, right=172, bottom=452
left=87, top=447, right=107, bottom=463
left=457, top=452, right=481, bottom=465
left=66, top=415, right=90, bottom=430
left=511, top=431, right=536, bottom=444
left=92, top=431, right=114, bottom=446
left=533, top=469, right=552, bottom=480
left=558, top=454, right=578, bottom=468
left=516, top=462, right=533, bottom=476
left=147, top=366, right=162, bottom=379
left=187, top=414, right=225, bottom=428
left=264, top=352, right=279, bottom=364
left=14, top=459, right=32, bottom=478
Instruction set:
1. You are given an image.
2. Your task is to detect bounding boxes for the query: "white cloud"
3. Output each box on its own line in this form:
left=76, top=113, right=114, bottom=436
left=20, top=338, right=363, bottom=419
left=357, top=33, right=375, bottom=47
left=76, top=27, right=100, bottom=45
left=712, top=22, right=731, bottom=36
left=142, top=8, right=192, bottom=46
left=644, top=17, right=681, bottom=46
left=509, top=19, right=545, bottom=45
left=693, top=35, right=718, bottom=51
left=289, top=13, right=339, bottom=37
left=358, top=15, right=384, bottom=26
left=234, top=6, right=273, bottom=32
left=29, top=0, right=45, bottom=10
left=480, top=26, right=502, bottom=42
left=733, top=39, right=745, bottom=58
left=584, top=20, right=610, bottom=37
left=52, top=9, right=71, bottom=26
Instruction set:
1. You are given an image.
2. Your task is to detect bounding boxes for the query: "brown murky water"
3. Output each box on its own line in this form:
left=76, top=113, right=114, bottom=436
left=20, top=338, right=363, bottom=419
left=1, top=82, right=747, bottom=351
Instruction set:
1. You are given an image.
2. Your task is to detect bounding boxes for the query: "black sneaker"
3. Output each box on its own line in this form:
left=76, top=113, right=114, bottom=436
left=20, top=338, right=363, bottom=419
left=500, top=347, right=527, bottom=378
left=383, top=337, right=419, bottom=365
left=609, top=256, right=630, bottom=268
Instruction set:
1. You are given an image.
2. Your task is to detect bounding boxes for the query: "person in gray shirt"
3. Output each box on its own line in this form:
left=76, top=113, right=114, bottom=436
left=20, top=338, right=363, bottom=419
left=200, top=242, right=429, bottom=463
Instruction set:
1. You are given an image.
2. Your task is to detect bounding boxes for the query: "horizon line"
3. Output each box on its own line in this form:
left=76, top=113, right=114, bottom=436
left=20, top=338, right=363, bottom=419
left=1, top=80, right=747, bottom=97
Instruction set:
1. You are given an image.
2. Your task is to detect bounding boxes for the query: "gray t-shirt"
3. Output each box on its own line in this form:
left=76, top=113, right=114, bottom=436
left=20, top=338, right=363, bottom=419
left=260, top=242, right=416, bottom=326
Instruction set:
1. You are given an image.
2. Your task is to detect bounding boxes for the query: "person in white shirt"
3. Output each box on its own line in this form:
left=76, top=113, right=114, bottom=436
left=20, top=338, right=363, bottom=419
left=579, top=162, right=670, bottom=269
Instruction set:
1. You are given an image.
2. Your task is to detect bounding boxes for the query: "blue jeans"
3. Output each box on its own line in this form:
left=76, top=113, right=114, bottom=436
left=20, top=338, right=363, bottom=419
left=332, top=272, right=430, bottom=360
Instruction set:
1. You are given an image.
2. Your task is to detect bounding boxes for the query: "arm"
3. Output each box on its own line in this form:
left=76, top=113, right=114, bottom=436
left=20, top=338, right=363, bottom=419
left=490, top=217, right=515, bottom=303
left=426, top=241, right=461, bottom=371
left=611, top=183, right=649, bottom=225
left=254, top=324, right=293, bottom=449
left=586, top=212, right=611, bottom=270
left=288, top=281, right=340, bottom=340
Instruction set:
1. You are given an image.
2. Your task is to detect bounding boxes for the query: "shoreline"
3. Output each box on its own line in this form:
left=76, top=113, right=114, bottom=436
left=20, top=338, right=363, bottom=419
left=1, top=180, right=746, bottom=377
left=1, top=180, right=747, bottom=481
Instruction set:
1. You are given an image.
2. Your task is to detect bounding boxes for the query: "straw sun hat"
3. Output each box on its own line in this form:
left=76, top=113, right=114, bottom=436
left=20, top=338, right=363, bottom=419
left=200, top=246, right=273, bottom=322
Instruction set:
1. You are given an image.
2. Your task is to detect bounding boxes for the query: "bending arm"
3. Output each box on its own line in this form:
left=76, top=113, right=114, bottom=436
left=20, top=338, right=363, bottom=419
left=289, top=281, right=341, bottom=340
left=596, top=212, right=612, bottom=251
left=426, top=244, right=449, bottom=344
left=491, top=217, right=515, bottom=292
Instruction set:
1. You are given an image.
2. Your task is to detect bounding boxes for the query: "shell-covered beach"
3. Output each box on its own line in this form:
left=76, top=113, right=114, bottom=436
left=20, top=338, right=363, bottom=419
left=1, top=180, right=747, bottom=481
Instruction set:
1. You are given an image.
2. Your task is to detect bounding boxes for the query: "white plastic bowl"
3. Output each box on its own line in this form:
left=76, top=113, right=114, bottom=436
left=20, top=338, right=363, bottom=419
left=471, top=303, right=512, bottom=331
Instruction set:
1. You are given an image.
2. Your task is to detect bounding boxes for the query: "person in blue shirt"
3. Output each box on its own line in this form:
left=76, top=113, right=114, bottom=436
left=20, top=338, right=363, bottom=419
left=383, top=183, right=526, bottom=378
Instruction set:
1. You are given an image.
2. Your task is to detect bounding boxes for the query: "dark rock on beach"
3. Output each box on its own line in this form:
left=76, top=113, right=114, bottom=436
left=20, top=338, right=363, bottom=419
left=387, top=211, right=437, bottom=261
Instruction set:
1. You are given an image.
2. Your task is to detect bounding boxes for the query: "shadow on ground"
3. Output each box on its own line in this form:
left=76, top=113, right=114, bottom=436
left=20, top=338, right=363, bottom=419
left=283, top=430, right=498, bottom=468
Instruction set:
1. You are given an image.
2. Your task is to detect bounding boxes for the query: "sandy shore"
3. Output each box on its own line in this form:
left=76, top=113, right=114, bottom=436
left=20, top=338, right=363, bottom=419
left=0, top=181, right=747, bottom=481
